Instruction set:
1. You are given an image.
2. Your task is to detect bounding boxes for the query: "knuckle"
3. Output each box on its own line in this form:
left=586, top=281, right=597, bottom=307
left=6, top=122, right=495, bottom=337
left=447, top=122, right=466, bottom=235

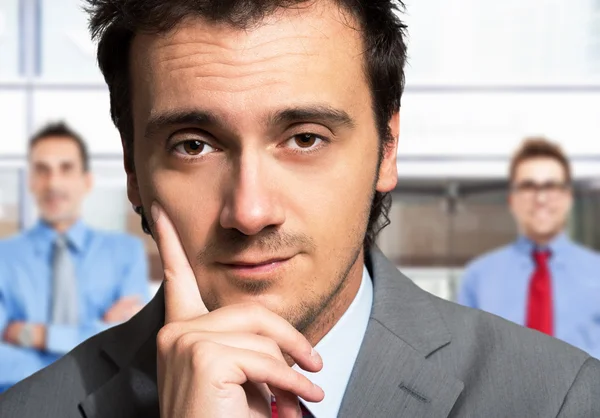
left=263, top=352, right=281, bottom=370
left=291, top=330, right=309, bottom=351
left=156, top=323, right=180, bottom=351
left=189, top=340, right=215, bottom=370
left=163, top=268, right=177, bottom=283
left=265, top=338, right=281, bottom=358
left=240, top=301, right=267, bottom=318
left=172, top=332, right=197, bottom=356
left=283, top=367, right=307, bottom=389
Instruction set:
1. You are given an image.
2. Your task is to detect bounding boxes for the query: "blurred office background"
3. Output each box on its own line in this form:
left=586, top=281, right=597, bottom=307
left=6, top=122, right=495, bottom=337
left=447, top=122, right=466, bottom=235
left=1, top=0, right=600, bottom=300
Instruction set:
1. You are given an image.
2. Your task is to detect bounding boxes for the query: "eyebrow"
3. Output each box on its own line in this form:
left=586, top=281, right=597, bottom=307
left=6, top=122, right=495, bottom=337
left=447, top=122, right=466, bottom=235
left=268, top=105, right=355, bottom=129
left=144, top=110, right=221, bottom=139
left=144, top=105, right=355, bottom=139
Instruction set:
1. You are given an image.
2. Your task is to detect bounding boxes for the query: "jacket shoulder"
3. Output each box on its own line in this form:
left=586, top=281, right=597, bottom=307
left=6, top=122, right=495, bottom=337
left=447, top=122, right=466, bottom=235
left=0, top=289, right=162, bottom=417
left=0, top=326, right=121, bottom=417
left=429, top=296, right=595, bottom=416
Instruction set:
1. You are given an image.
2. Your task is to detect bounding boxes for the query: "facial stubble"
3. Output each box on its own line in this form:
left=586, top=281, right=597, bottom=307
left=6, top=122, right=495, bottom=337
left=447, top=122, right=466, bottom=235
left=195, top=178, right=378, bottom=338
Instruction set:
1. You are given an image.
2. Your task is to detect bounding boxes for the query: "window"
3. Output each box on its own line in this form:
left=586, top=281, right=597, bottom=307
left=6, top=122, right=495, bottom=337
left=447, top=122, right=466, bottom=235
left=0, top=169, right=22, bottom=239
left=0, top=0, right=21, bottom=81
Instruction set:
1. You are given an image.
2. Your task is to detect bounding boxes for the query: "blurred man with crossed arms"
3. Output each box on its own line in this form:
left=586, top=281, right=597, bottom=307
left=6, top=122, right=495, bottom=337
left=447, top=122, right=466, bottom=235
left=0, top=122, right=149, bottom=392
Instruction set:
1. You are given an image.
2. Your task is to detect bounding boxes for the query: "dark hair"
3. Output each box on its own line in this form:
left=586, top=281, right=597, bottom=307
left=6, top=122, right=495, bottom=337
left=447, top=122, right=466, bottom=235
left=29, top=121, right=90, bottom=172
left=509, top=137, right=572, bottom=184
left=85, top=0, right=407, bottom=247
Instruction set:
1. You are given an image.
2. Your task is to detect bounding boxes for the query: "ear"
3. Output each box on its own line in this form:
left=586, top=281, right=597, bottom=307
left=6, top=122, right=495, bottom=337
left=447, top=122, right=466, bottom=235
left=127, top=172, right=142, bottom=208
left=375, top=111, right=400, bottom=193
left=565, top=188, right=574, bottom=211
left=122, top=139, right=142, bottom=207
left=84, top=171, right=94, bottom=194
left=507, top=192, right=515, bottom=215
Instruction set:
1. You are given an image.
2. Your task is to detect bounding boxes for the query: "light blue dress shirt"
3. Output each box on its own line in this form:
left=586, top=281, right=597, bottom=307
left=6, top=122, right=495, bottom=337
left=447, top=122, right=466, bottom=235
left=458, top=233, right=600, bottom=358
left=0, top=220, right=149, bottom=387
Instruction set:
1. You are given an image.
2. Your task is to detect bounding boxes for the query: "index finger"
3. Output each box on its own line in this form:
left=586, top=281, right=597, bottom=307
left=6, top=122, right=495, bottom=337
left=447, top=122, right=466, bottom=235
left=151, top=201, right=208, bottom=322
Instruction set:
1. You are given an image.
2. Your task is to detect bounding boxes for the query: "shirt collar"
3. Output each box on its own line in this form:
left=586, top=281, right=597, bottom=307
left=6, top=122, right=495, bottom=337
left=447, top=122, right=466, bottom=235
left=514, top=232, right=570, bottom=260
left=30, top=219, right=88, bottom=254
left=293, top=265, right=374, bottom=417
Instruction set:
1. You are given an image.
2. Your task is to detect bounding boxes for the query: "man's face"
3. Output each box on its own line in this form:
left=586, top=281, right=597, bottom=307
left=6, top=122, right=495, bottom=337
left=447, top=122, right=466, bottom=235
left=127, top=2, right=399, bottom=328
left=29, top=137, right=91, bottom=226
left=509, top=157, right=572, bottom=243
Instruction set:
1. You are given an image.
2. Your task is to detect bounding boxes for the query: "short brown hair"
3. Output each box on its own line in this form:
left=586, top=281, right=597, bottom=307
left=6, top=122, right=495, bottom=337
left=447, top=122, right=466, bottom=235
left=509, top=137, right=571, bottom=184
left=29, top=121, right=90, bottom=172
left=85, top=0, right=408, bottom=248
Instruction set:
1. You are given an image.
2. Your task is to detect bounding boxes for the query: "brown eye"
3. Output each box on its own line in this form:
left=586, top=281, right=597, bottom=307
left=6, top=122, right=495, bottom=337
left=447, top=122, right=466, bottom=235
left=182, top=140, right=204, bottom=155
left=293, top=134, right=319, bottom=148
left=174, top=140, right=216, bottom=157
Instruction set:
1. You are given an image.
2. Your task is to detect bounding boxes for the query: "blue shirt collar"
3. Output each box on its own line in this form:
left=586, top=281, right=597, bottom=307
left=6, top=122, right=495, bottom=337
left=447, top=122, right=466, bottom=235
left=514, top=232, right=570, bottom=261
left=30, top=219, right=88, bottom=254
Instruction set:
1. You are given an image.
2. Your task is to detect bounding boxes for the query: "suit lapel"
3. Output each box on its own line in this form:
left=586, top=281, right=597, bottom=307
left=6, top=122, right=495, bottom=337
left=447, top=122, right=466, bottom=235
left=78, top=361, right=159, bottom=418
left=339, top=248, right=464, bottom=417
left=79, top=287, right=164, bottom=418
left=339, top=320, right=463, bottom=418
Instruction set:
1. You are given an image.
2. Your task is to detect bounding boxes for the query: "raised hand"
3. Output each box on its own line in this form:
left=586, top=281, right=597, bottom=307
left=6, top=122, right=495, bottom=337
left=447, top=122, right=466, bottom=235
left=151, top=202, right=324, bottom=418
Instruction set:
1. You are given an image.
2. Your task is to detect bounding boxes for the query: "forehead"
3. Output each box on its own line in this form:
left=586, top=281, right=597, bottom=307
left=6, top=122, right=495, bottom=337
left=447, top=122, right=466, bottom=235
left=513, top=157, right=567, bottom=182
left=128, top=2, right=369, bottom=128
left=30, top=137, right=81, bottom=162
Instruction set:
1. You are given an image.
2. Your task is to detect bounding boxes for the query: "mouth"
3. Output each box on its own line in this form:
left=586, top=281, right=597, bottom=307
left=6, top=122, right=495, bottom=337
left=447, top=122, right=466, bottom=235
left=44, top=195, right=68, bottom=204
left=217, top=256, right=295, bottom=277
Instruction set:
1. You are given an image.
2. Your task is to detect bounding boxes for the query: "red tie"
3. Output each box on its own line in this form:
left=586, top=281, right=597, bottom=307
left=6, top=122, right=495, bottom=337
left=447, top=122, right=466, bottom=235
left=525, top=250, right=553, bottom=335
left=271, top=399, right=313, bottom=418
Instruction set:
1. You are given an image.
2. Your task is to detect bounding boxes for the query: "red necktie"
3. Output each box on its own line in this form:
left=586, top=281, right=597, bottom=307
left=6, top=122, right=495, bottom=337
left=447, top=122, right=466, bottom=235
left=271, top=399, right=313, bottom=418
left=525, top=250, right=553, bottom=335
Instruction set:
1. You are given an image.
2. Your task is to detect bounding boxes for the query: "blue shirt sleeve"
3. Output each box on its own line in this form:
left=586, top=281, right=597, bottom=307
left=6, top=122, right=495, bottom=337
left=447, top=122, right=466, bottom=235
left=457, top=264, right=479, bottom=309
left=45, top=321, right=110, bottom=355
left=0, top=259, right=48, bottom=386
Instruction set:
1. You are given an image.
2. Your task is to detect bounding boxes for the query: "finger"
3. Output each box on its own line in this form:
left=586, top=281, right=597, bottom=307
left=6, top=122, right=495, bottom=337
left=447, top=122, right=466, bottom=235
left=122, top=306, right=142, bottom=320
left=222, top=346, right=324, bottom=403
left=115, top=300, right=141, bottom=311
left=117, top=295, right=141, bottom=305
left=151, top=201, right=208, bottom=322
left=185, top=332, right=287, bottom=359
left=183, top=331, right=308, bottom=413
left=243, top=382, right=272, bottom=416
left=184, top=304, right=322, bottom=372
left=130, top=305, right=144, bottom=315
left=270, top=389, right=303, bottom=418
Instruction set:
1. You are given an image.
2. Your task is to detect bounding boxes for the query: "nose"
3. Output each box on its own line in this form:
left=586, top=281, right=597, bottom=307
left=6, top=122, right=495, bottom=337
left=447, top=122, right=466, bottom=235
left=45, top=169, right=62, bottom=191
left=534, top=189, right=549, bottom=204
left=219, top=151, right=285, bottom=236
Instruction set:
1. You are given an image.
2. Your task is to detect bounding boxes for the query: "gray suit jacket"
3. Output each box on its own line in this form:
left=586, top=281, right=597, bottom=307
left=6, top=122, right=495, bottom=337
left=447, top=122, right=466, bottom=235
left=1, top=247, right=599, bottom=417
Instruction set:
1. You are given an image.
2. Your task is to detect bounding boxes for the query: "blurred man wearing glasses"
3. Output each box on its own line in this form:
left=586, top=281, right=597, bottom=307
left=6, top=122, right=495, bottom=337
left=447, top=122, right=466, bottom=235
left=459, top=137, right=600, bottom=358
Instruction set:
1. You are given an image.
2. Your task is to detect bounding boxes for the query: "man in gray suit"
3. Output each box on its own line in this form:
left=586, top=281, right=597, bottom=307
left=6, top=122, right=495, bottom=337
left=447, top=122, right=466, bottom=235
left=1, top=0, right=599, bottom=416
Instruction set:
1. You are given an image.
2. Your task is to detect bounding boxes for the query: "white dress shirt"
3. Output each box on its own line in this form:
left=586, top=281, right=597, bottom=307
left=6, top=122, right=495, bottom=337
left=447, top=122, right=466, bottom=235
left=293, top=266, right=374, bottom=417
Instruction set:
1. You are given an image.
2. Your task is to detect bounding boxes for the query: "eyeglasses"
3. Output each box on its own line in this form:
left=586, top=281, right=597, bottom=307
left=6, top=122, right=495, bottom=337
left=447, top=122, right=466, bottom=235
left=511, top=181, right=571, bottom=199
